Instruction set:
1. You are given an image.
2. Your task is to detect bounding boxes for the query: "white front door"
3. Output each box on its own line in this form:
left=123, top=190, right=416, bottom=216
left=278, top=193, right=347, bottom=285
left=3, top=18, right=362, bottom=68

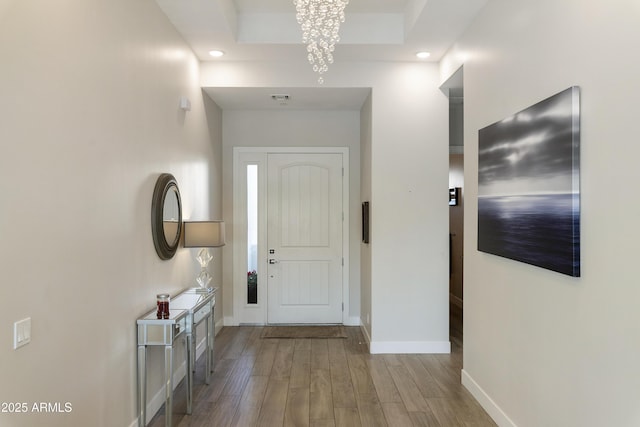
left=266, top=153, right=343, bottom=324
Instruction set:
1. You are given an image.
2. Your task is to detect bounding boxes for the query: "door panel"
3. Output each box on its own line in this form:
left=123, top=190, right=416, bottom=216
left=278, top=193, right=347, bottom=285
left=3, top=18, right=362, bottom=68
left=267, top=153, right=343, bottom=324
left=279, top=261, right=330, bottom=305
left=280, top=164, right=330, bottom=247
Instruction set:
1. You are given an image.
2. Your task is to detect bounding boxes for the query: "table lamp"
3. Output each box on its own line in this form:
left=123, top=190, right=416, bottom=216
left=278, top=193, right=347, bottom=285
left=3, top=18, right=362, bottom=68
left=183, top=221, right=225, bottom=291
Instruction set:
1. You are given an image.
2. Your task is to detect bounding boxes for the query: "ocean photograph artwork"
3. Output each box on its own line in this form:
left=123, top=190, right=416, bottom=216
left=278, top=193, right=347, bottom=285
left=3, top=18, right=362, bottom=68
left=477, top=87, right=581, bottom=277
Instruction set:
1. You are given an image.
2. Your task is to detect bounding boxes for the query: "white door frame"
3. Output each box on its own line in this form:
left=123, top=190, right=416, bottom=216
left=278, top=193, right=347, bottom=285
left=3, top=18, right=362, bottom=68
left=232, top=147, right=350, bottom=325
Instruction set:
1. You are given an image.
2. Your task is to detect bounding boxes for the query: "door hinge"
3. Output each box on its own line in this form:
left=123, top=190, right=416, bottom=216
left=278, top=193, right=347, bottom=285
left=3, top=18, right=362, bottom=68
left=342, top=303, right=344, bottom=312
left=342, top=167, right=344, bottom=177
left=342, top=258, right=344, bottom=266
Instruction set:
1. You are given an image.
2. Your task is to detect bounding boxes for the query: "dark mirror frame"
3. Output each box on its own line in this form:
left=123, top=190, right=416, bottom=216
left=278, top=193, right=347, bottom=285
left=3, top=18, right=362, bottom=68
left=151, top=173, right=182, bottom=260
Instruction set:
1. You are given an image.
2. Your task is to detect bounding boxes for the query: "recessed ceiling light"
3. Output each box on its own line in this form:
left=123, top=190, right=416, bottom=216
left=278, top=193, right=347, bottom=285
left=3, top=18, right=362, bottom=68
left=416, top=51, right=431, bottom=59
left=208, top=50, right=225, bottom=58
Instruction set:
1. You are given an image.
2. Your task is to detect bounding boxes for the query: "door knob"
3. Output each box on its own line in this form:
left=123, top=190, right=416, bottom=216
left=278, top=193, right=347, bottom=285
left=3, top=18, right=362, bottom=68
left=269, top=259, right=278, bottom=264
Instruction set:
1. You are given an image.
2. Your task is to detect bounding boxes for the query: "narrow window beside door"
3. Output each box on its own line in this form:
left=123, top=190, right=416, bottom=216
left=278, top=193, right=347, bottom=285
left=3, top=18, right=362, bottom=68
left=247, top=165, right=258, bottom=304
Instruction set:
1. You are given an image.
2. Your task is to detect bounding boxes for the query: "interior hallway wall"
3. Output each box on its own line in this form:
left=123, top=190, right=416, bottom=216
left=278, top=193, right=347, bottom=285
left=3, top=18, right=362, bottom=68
left=360, top=93, right=373, bottom=339
left=0, top=0, right=222, bottom=425
left=441, top=0, right=640, bottom=425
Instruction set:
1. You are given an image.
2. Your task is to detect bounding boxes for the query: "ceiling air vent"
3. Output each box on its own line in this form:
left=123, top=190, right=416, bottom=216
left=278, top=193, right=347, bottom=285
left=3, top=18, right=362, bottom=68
left=271, top=94, right=290, bottom=105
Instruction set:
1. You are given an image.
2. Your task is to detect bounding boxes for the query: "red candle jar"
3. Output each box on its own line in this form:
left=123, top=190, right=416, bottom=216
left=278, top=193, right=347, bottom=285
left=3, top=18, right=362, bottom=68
left=156, top=294, right=170, bottom=319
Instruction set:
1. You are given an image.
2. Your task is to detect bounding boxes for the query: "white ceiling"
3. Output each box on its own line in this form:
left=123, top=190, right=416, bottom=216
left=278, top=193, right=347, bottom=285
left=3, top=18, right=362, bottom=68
left=156, top=0, right=484, bottom=109
left=234, top=0, right=408, bottom=14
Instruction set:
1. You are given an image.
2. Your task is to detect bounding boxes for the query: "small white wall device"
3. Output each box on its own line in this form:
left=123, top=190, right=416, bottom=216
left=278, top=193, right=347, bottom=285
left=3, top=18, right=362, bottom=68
left=179, top=97, right=191, bottom=111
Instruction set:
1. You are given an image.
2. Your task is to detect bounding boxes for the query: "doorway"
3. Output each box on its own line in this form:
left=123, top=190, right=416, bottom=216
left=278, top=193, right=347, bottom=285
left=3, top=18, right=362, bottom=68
left=441, top=67, right=465, bottom=343
left=233, top=148, right=350, bottom=325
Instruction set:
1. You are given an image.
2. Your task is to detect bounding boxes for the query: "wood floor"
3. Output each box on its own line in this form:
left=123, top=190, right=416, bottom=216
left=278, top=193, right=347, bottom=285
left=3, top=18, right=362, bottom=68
left=149, top=305, right=495, bottom=427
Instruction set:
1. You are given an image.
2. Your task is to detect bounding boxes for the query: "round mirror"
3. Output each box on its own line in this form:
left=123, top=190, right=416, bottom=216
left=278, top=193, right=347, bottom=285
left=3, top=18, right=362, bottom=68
left=151, top=173, right=182, bottom=260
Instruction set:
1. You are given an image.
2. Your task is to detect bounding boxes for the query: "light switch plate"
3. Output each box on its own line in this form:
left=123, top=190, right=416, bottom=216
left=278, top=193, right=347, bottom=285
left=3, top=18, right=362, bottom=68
left=13, top=317, right=31, bottom=349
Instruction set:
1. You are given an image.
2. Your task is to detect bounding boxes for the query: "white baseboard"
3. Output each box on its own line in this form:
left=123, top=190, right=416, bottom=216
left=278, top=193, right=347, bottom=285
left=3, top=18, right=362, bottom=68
left=461, top=369, right=517, bottom=427
left=344, top=316, right=361, bottom=326
left=450, top=293, right=463, bottom=308
left=129, top=337, right=209, bottom=427
left=359, top=323, right=372, bottom=350
left=369, top=340, right=451, bottom=354
left=223, top=316, right=238, bottom=326
left=215, top=318, right=224, bottom=335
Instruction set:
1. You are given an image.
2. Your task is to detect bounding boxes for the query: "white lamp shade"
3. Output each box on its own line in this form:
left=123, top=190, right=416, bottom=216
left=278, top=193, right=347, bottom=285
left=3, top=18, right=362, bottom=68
left=183, top=221, right=226, bottom=247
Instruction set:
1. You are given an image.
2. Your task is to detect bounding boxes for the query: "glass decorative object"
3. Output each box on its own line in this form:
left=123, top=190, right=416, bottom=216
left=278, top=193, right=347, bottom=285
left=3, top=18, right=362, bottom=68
left=294, top=0, right=349, bottom=84
left=195, top=248, right=213, bottom=289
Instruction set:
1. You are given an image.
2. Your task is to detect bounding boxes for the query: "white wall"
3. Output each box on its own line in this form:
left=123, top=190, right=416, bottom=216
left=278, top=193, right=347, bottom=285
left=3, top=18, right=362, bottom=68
left=368, top=65, right=449, bottom=352
left=441, top=0, right=640, bottom=425
left=0, top=0, right=222, bottom=425
left=360, top=93, right=373, bottom=339
left=202, top=60, right=450, bottom=352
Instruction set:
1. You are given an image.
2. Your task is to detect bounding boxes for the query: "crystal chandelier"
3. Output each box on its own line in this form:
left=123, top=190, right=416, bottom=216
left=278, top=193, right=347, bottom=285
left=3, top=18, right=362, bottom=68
left=294, top=0, right=349, bottom=84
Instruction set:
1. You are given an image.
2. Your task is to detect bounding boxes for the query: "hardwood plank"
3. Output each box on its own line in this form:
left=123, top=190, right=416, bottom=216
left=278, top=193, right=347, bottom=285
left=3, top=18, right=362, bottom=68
left=347, top=354, right=377, bottom=395
left=355, top=393, right=387, bottom=427
left=463, top=416, right=500, bottom=427
left=219, top=326, right=254, bottom=360
left=310, top=368, right=334, bottom=421
left=284, top=387, right=310, bottom=427
left=272, top=339, right=295, bottom=380
left=209, top=327, right=233, bottom=361
left=400, top=354, right=445, bottom=399
left=221, top=356, right=255, bottom=397
left=290, top=339, right=312, bottom=389
left=426, top=397, right=465, bottom=427
left=229, top=375, right=269, bottom=427
left=418, top=354, right=462, bottom=397
left=310, top=339, right=330, bottom=370
left=409, top=410, right=442, bottom=427
left=387, top=365, right=431, bottom=412
left=327, top=339, right=357, bottom=408
left=330, top=372, right=357, bottom=409
left=382, top=354, right=404, bottom=367
left=252, top=338, right=279, bottom=376
left=193, top=393, right=241, bottom=427
left=241, top=327, right=266, bottom=358
left=334, top=407, right=361, bottom=427
left=381, top=402, right=414, bottom=427
left=295, top=338, right=313, bottom=352
left=198, top=357, right=237, bottom=404
left=327, top=338, right=346, bottom=361
left=256, top=378, right=289, bottom=426
left=311, top=420, right=336, bottom=427
left=365, top=356, right=402, bottom=404
left=344, top=326, right=368, bottom=355
left=442, top=390, right=497, bottom=427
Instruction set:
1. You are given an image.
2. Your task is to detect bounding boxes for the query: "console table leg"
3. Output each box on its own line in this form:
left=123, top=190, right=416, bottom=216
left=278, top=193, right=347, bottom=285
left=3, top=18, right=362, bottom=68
left=137, top=346, right=147, bottom=427
left=164, top=345, right=173, bottom=427
left=185, top=333, right=193, bottom=414
left=191, top=329, right=197, bottom=373
left=207, top=311, right=214, bottom=380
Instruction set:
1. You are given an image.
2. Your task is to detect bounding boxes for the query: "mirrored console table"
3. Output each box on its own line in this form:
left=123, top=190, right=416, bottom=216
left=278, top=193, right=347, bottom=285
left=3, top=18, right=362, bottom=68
left=136, top=287, right=217, bottom=427
left=136, top=309, right=188, bottom=427
left=171, top=287, right=217, bottom=413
